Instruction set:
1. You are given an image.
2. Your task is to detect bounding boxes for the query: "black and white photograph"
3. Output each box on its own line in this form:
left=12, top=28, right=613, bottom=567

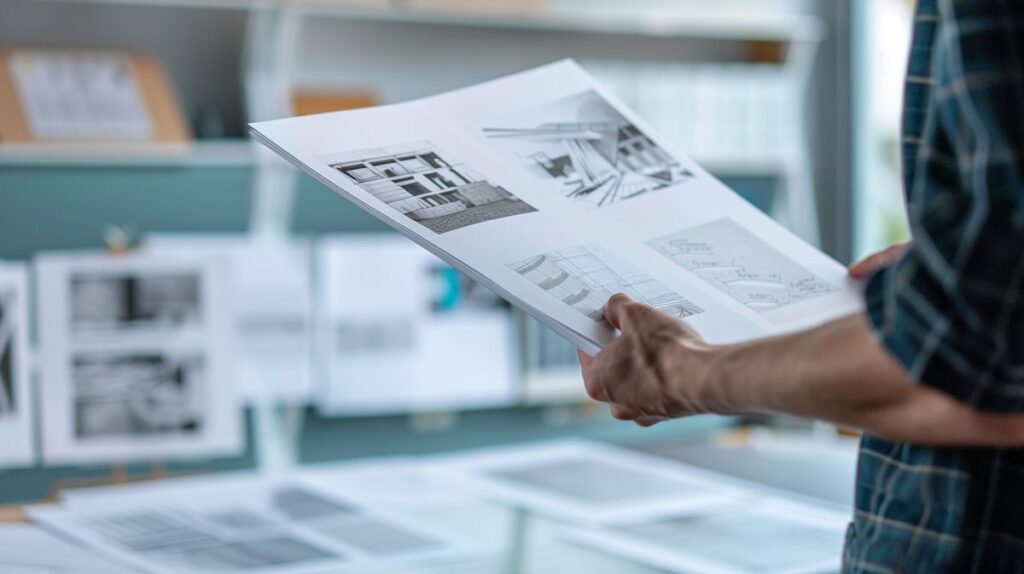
left=0, top=291, right=16, bottom=418
left=326, top=140, right=537, bottom=234
left=70, top=272, right=202, bottom=334
left=483, top=89, right=694, bottom=208
left=73, top=352, right=204, bottom=439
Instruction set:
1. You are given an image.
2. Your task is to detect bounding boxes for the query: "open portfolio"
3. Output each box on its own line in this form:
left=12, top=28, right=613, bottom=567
left=251, top=60, right=862, bottom=354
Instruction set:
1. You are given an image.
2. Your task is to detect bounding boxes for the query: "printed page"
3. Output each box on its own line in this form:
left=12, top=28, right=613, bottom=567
left=251, top=60, right=862, bottom=353
left=32, top=475, right=473, bottom=574
left=314, top=235, right=517, bottom=415
left=144, top=234, right=316, bottom=406
left=0, top=524, right=137, bottom=574
left=432, top=439, right=750, bottom=524
left=570, top=497, right=849, bottom=574
left=0, top=262, right=35, bottom=468
left=422, top=60, right=862, bottom=337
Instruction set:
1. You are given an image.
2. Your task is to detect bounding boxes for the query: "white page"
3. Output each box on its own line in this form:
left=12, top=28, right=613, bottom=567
left=251, top=60, right=862, bottom=356
left=35, top=251, right=242, bottom=464
left=432, top=439, right=750, bottom=524
left=569, top=497, right=849, bottom=574
left=0, top=262, right=35, bottom=468
left=315, top=235, right=517, bottom=415
left=32, top=475, right=473, bottom=574
left=144, top=234, right=315, bottom=405
left=0, top=523, right=137, bottom=574
left=10, top=51, right=152, bottom=140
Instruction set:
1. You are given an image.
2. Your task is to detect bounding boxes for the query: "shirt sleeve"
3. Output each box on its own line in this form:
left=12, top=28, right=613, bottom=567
left=864, top=1, right=1024, bottom=413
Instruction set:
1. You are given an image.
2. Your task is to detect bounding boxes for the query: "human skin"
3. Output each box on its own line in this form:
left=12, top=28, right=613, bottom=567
left=577, top=244, right=1024, bottom=447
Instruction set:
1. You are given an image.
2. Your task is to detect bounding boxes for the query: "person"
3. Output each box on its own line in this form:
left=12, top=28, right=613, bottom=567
left=577, top=1, right=1024, bottom=572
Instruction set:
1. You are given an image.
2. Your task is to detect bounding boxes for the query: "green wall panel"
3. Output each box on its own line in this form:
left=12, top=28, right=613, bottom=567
left=0, top=167, right=253, bottom=261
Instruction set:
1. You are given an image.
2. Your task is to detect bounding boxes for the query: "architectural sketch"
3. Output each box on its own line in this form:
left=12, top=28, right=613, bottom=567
left=70, top=272, right=202, bottom=334
left=0, top=291, right=14, bottom=417
left=484, top=90, right=693, bottom=207
left=327, top=140, right=536, bottom=234
left=73, top=352, right=204, bottom=439
left=648, top=218, right=834, bottom=313
left=508, top=244, right=702, bottom=321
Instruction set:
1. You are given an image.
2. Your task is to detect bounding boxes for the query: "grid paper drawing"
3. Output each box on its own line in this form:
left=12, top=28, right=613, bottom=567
left=648, top=218, right=834, bottom=313
left=484, top=90, right=693, bottom=208
left=508, top=244, right=702, bottom=321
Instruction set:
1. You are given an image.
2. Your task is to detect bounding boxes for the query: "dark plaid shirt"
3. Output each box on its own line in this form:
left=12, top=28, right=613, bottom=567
left=843, top=1, right=1024, bottom=573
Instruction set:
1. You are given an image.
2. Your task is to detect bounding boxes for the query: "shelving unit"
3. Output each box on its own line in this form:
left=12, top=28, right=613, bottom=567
left=4, top=0, right=826, bottom=408
left=0, top=140, right=256, bottom=168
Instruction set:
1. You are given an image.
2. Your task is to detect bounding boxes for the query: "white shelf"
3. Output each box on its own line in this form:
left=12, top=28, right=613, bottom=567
left=292, top=2, right=823, bottom=43
left=0, top=140, right=258, bottom=169
left=26, top=0, right=823, bottom=42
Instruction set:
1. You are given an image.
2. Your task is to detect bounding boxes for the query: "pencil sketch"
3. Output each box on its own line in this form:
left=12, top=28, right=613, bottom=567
left=326, top=140, right=537, bottom=234
left=73, top=352, right=204, bottom=439
left=0, top=290, right=15, bottom=416
left=648, top=218, right=834, bottom=313
left=508, top=244, right=702, bottom=322
left=483, top=90, right=694, bottom=207
left=70, top=272, right=202, bottom=334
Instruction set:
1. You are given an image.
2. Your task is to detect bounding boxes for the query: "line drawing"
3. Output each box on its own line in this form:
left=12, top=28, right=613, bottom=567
left=647, top=218, right=834, bottom=313
left=508, top=244, right=702, bottom=321
left=326, top=140, right=537, bottom=234
left=483, top=90, right=693, bottom=208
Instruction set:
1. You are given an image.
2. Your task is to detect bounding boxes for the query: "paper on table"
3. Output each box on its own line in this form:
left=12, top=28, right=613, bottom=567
left=433, top=439, right=750, bottom=524
left=569, top=497, right=849, bottom=574
left=0, top=262, right=34, bottom=468
left=34, top=250, right=242, bottom=464
left=32, top=474, right=473, bottom=574
left=315, top=235, right=517, bottom=415
left=250, top=60, right=863, bottom=356
left=144, top=234, right=316, bottom=405
left=0, top=523, right=137, bottom=574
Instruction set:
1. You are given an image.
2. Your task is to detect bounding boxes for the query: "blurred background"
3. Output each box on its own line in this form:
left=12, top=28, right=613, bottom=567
left=0, top=0, right=915, bottom=570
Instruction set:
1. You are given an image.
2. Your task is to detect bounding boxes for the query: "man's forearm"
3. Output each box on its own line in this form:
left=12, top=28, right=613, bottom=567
left=696, top=314, right=1024, bottom=446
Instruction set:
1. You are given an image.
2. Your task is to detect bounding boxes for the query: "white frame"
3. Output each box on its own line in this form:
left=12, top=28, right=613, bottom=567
left=35, top=251, right=242, bottom=464
left=0, top=262, right=35, bottom=468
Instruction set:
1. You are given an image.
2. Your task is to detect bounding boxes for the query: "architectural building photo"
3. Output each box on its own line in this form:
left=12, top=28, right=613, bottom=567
left=328, top=141, right=537, bottom=234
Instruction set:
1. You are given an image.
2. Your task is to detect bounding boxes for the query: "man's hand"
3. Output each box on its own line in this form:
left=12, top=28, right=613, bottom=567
left=848, top=242, right=908, bottom=279
left=578, top=293, right=720, bottom=427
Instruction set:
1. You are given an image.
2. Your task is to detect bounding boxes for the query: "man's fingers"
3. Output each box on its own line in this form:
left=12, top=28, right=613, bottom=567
left=849, top=243, right=908, bottom=279
left=602, top=293, right=636, bottom=331
left=579, top=350, right=609, bottom=402
left=609, top=404, right=641, bottom=421
left=635, top=416, right=666, bottom=427
left=577, top=349, right=594, bottom=373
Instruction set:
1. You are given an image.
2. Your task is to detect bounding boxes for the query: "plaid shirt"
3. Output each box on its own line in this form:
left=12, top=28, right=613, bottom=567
left=844, top=1, right=1024, bottom=573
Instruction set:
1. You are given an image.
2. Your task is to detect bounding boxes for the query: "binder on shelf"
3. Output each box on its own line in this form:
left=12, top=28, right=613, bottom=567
left=0, top=49, right=191, bottom=154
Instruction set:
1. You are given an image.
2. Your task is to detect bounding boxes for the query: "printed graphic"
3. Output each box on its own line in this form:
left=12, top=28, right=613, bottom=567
left=326, top=141, right=537, bottom=234
left=648, top=218, right=834, bottom=313
left=508, top=244, right=702, bottom=321
left=484, top=90, right=693, bottom=207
